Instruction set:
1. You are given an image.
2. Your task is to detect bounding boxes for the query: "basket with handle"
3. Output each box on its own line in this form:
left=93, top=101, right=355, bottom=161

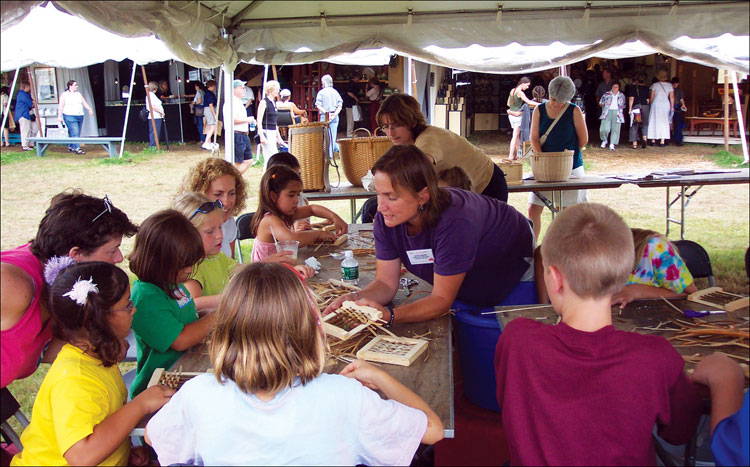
left=337, top=128, right=393, bottom=187
left=529, top=150, right=574, bottom=182
left=496, top=158, right=523, bottom=185
left=288, top=121, right=331, bottom=192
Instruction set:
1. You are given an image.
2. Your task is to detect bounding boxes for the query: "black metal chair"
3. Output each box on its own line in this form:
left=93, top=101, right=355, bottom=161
left=235, top=212, right=256, bottom=264
left=356, top=196, right=378, bottom=223
left=1, top=387, right=29, bottom=453
left=673, top=240, right=715, bottom=287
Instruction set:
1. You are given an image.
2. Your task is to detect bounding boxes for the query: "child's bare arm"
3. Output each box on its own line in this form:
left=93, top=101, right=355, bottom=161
left=263, top=215, right=336, bottom=247
left=183, top=279, right=220, bottom=311
left=63, top=385, right=174, bottom=466
left=171, top=313, right=215, bottom=351
left=691, top=353, right=745, bottom=434
left=296, top=204, right=348, bottom=236
left=340, top=359, right=444, bottom=445
left=611, top=283, right=697, bottom=309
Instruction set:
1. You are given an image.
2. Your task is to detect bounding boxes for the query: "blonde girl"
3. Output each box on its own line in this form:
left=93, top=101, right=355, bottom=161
left=250, top=165, right=347, bottom=262
left=177, top=157, right=248, bottom=259
left=145, top=262, right=443, bottom=465
left=173, top=192, right=313, bottom=312
left=12, top=262, right=173, bottom=467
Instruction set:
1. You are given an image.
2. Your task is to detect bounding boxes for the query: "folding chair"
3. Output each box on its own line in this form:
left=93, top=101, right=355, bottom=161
left=1, top=387, right=29, bottom=453
left=235, top=212, right=256, bottom=264
left=673, top=240, right=715, bottom=287
left=355, top=196, right=378, bottom=224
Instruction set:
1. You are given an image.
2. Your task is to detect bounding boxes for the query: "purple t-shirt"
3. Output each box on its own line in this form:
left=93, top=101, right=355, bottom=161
left=374, top=188, right=532, bottom=306
left=495, top=318, right=702, bottom=466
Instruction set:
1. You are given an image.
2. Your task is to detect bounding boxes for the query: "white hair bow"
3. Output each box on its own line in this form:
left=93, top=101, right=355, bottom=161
left=63, top=276, right=99, bottom=306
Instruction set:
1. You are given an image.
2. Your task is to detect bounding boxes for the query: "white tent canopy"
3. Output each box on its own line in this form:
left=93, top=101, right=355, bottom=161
left=232, top=1, right=749, bottom=73
left=1, top=4, right=178, bottom=71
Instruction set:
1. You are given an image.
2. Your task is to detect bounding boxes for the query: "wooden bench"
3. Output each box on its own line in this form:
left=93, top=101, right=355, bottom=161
left=28, top=137, right=124, bottom=158
left=685, top=117, right=739, bottom=137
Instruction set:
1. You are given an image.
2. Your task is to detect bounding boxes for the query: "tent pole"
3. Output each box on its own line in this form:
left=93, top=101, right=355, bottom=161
left=723, top=70, right=729, bottom=151
left=223, top=65, right=234, bottom=163
left=141, top=66, right=160, bottom=151
left=26, top=68, right=43, bottom=137
left=214, top=66, right=223, bottom=150
left=730, top=72, right=749, bottom=164
left=272, top=65, right=278, bottom=81
left=406, top=57, right=413, bottom=96
left=1, top=68, right=20, bottom=136
left=262, top=65, right=268, bottom=94
left=118, top=61, right=137, bottom=158
left=176, top=69, right=184, bottom=143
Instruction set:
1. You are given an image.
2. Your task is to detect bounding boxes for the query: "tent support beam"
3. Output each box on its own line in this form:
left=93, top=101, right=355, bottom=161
left=723, top=70, right=729, bottom=151
left=118, top=61, right=137, bottom=158
left=230, top=0, right=263, bottom=28
left=730, top=72, right=749, bottom=164
left=0, top=68, right=20, bottom=137
left=223, top=64, right=234, bottom=163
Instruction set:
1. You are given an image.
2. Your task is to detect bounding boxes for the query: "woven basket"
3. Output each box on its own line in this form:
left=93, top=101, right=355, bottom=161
left=337, top=128, right=393, bottom=187
left=496, top=159, right=523, bottom=185
left=289, top=121, right=330, bottom=192
left=529, top=150, right=574, bottom=182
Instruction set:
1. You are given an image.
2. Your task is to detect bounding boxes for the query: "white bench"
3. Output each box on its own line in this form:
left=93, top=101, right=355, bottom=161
left=29, top=137, right=124, bottom=158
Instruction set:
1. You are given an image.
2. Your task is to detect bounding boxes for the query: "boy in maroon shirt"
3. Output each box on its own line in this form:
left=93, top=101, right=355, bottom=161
left=495, top=203, right=702, bottom=466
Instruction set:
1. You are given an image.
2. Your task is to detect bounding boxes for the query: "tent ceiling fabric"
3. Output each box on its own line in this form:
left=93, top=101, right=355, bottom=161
left=1, top=1, right=747, bottom=74
left=0, top=0, right=236, bottom=70
left=230, top=1, right=749, bottom=73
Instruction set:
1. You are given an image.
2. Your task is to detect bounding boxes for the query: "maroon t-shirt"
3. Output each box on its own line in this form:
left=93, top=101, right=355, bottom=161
left=495, top=318, right=702, bottom=466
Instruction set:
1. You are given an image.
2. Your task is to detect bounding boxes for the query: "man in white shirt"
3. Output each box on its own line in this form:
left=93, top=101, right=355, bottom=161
left=224, top=79, right=256, bottom=174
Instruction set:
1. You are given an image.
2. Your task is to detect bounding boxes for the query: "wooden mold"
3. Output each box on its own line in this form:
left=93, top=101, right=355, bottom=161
left=313, top=234, right=348, bottom=248
left=322, top=301, right=382, bottom=341
left=356, top=335, right=428, bottom=366
left=688, top=287, right=750, bottom=312
left=147, top=367, right=210, bottom=391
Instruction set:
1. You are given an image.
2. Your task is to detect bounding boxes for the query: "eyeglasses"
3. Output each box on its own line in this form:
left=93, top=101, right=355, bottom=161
left=380, top=123, right=404, bottom=132
left=111, top=300, right=134, bottom=314
left=91, top=195, right=113, bottom=222
left=188, top=199, right=223, bottom=220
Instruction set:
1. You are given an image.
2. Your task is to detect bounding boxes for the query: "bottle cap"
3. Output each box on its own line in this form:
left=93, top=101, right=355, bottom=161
left=344, top=250, right=354, bottom=258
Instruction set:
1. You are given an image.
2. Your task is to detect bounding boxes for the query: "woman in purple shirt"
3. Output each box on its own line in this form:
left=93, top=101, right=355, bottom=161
left=326, top=145, right=533, bottom=324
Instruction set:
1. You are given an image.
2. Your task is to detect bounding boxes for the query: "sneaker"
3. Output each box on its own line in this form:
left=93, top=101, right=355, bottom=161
left=600, top=141, right=607, bottom=148
left=609, top=144, right=616, bottom=151
left=201, top=143, right=213, bottom=150
left=22, top=146, right=34, bottom=151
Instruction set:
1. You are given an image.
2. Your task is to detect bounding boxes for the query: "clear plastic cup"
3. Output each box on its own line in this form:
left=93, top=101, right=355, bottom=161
left=275, top=240, right=299, bottom=260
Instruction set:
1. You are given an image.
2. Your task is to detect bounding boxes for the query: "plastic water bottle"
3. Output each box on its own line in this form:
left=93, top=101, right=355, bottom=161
left=341, top=250, right=359, bottom=285
left=249, top=120, right=256, bottom=132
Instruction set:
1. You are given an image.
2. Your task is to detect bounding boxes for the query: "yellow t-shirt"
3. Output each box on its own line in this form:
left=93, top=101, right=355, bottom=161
left=12, top=344, right=130, bottom=466
left=415, top=125, right=494, bottom=194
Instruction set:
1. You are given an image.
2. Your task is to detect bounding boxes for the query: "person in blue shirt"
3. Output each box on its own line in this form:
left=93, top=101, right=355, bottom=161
left=691, top=352, right=749, bottom=466
left=16, top=82, right=37, bottom=151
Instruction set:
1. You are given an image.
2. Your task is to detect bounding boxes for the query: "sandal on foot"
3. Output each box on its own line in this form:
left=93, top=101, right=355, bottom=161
left=75, top=149, right=85, bottom=154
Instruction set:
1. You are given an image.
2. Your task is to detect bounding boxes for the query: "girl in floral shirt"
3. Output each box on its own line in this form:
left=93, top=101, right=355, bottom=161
left=612, top=228, right=697, bottom=308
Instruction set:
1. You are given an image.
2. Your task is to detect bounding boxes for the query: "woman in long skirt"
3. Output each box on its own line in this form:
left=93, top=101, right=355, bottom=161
left=647, top=70, right=674, bottom=147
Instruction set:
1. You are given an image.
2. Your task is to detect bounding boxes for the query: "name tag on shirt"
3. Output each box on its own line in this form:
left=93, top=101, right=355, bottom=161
left=174, top=290, right=191, bottom=308
left=406, top=249, right=435, bottom=265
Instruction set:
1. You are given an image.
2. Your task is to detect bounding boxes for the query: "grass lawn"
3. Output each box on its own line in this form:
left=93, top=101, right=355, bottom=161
left=1, top=133, right=748, bottom=431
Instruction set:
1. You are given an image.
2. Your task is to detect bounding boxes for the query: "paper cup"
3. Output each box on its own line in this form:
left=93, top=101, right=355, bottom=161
left=275, top=240, right=299, bottom=260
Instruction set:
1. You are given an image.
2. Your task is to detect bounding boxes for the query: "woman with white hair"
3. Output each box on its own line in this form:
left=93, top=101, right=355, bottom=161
left=256, top=80, right=284, bottom=168
left=145, top=81, right=165, bottom=148
left=315, top=74, right=343, bottom=159
left=528, top=75, right=588, bottom=241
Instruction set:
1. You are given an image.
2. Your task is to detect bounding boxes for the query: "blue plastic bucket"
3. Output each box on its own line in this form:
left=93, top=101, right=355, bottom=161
left=453, top=281, right=538, bottom=412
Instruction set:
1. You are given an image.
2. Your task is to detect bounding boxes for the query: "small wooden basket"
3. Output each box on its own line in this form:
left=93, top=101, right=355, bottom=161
left=496, top=159, right=523, bottom=185
left=289, top=121, right=330, bottom=192
left=529, top=150, right=574, bottom=182
left=337, top=128, right=392, bottom=187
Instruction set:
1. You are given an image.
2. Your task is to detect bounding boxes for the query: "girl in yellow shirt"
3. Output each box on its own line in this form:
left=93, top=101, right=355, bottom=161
left=12, top=261, right=173, bottom=466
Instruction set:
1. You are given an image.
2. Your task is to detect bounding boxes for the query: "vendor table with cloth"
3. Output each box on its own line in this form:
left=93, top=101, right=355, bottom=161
left=131, top=224, right=454, bottom=438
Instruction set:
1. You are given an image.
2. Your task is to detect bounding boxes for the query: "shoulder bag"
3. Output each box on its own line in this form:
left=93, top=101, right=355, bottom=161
left=539, top=103, right=570, bottom=146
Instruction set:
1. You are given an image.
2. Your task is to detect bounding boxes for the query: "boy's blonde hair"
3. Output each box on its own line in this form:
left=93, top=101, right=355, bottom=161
left=541, top=203, right=634, bottom=298
left=210, top=262, right=326, bottom=395
left=172, top=191, right=222, bottom=228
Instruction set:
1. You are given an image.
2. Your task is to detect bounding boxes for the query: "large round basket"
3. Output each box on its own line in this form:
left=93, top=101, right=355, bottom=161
left=289, top=121, right=330, bottom=192
left=337, top=128, right=392, bottom=187
left=529, top=150, right=574, bottom=182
